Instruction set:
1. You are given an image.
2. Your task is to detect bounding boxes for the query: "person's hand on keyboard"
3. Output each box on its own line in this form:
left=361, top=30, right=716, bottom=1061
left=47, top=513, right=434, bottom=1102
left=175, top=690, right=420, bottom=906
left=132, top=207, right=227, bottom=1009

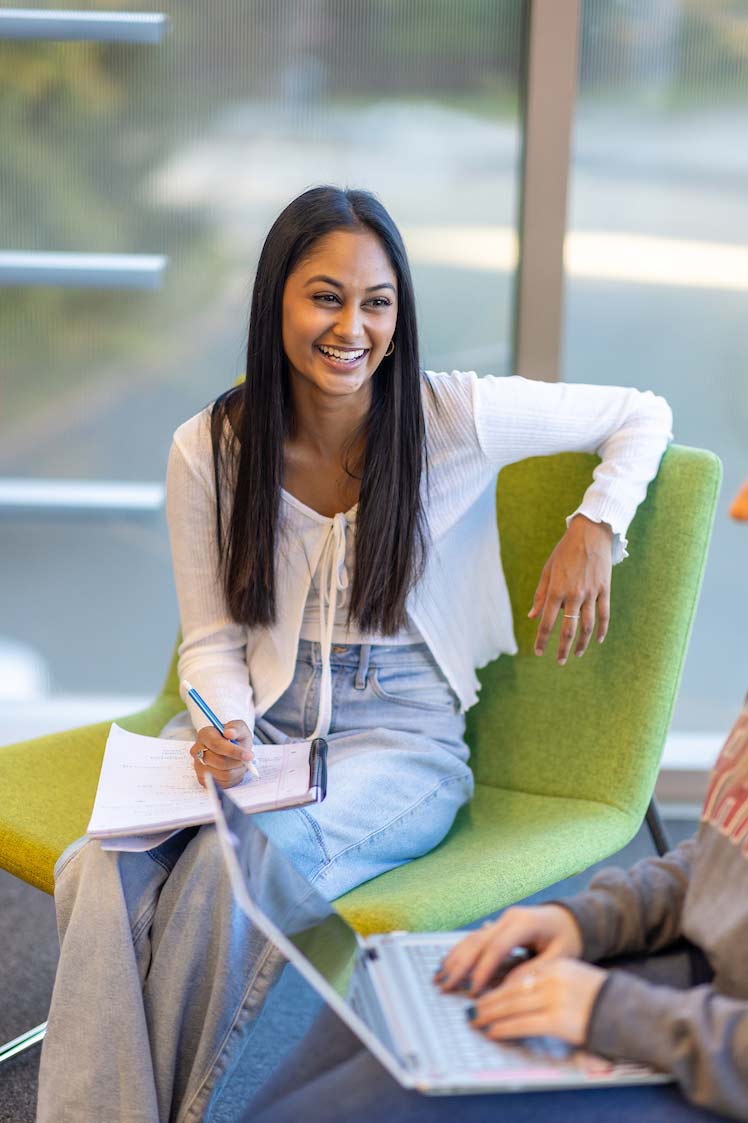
left=466, top=957, right=608, bottom=1048
left=434, top=903, right=584, bottom=998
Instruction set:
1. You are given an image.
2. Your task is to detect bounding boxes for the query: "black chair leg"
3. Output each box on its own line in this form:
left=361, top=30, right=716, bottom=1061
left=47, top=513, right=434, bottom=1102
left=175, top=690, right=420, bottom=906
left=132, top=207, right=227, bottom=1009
left=646, top=796, right=671, bottom=856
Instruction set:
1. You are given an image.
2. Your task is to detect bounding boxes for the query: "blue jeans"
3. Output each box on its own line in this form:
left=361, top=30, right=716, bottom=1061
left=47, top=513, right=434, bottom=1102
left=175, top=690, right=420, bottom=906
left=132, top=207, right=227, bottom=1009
left=36, top=641, right=473, bottom=1123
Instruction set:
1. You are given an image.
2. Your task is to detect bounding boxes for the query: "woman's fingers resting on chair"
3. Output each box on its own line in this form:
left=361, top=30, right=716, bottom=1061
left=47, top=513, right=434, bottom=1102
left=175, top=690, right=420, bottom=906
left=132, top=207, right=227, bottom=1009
left=528, top=514, right=613, bottom=665
left=190, top=720, right=255, bottom=789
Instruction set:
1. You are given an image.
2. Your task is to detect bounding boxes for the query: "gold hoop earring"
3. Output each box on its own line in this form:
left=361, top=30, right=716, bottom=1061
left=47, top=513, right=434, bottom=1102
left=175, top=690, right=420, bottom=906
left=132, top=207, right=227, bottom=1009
left=384, top=340, right=395, bottom=357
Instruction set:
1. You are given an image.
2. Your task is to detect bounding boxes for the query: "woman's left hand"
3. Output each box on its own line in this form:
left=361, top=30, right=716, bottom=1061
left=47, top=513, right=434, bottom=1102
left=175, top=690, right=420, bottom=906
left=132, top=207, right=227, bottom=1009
left=529, top=515, right=613, bottom=665
left=468, top=958, right=608, bottom=1047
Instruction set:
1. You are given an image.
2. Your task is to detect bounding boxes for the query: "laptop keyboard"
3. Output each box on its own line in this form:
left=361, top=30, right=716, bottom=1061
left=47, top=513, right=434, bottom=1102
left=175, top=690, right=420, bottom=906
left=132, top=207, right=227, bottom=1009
left=402, top=942, right=569, bottom=1072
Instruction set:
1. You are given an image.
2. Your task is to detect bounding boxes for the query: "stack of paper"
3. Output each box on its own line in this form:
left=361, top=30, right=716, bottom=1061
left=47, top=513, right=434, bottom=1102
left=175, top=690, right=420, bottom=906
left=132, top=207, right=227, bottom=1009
left=86, top=723, right=325, bottom=851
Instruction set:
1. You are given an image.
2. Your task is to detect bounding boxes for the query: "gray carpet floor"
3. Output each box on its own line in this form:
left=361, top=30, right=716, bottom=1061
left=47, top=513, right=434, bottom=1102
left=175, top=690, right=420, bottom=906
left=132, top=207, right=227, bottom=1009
left=0, top=817, right=696, bottom=1122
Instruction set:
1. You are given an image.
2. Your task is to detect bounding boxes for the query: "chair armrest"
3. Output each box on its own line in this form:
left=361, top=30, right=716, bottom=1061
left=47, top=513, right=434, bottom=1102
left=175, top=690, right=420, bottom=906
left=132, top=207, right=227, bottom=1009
left=0, top=692, right=185, bottom=893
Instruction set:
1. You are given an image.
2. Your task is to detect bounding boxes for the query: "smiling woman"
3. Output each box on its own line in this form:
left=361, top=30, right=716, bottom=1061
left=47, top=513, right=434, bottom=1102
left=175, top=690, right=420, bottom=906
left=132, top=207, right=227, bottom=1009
left=284, top=233, right=397, bottom=400
left=281, top=240, right=397, bottom=521
left=211, top=190, right=430, bottom=642
left=36, top=184, right=673, bottom=1123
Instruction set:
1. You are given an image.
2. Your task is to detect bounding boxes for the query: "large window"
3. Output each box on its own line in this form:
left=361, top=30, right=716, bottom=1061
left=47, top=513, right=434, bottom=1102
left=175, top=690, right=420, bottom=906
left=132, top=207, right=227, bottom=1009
left=1, top=1, right=524, bottom=717
left=564, top=0, right=748, bottom=733
left=8, top=1, right=739, bottom=744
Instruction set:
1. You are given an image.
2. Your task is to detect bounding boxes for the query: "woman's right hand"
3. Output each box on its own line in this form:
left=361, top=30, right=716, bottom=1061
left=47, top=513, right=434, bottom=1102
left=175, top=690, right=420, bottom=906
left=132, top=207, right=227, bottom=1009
left=189, top=720, right=255, bottom=789
left=435, top=904, right=584, bottom=998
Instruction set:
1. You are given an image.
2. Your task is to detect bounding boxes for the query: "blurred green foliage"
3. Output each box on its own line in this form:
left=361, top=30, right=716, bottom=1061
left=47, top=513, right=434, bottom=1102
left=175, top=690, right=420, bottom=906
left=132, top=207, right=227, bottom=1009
left=2, top=0, right=746, bottom=420
left=1, top=0, right=524, bottom=416
left=581, top=0, right=748, bottom=101
left=0, top=4, right=213, bottom=410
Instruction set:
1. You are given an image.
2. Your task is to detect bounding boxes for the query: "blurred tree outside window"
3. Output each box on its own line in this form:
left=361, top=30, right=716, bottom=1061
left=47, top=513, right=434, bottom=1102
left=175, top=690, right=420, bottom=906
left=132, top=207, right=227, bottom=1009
left=0, top=0, right=524, bottom=711
left=565, top=0, right=748, bottom=733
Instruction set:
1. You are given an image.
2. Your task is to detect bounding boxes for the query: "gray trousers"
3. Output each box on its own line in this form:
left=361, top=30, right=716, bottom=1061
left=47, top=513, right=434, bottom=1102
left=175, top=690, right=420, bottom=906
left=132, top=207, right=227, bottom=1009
left=36, top=824, right=286, bottom=1123
left=35, top=641, right=473, bottom=1122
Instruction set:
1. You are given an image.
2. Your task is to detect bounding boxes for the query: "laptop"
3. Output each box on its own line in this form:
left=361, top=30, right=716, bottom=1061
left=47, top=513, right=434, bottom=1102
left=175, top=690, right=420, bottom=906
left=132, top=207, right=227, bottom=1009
left=205, top=776, right=671, bottom=1095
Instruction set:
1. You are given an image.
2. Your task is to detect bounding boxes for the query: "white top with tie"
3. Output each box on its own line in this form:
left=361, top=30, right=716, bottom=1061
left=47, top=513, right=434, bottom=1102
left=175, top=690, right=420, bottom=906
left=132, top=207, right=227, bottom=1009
left=289, top=492, right=423, bottom=738
left=165, top=370, right=674, bottom=739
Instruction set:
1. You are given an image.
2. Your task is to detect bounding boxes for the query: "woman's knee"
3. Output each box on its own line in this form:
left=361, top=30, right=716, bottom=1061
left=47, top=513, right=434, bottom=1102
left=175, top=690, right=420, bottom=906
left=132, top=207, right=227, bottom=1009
left=249, top=807, right=330, bottom=882
left=53, top=834, right=181, bottom=939
left=53, top=832, right=93, bottom=884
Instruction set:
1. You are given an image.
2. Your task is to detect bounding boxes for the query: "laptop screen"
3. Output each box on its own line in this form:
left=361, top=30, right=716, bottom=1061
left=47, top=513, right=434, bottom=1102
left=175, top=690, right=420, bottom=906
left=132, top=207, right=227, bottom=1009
left=206, top=778, right=673, bottom=1095
left=211, top=779, right=359, bottom=997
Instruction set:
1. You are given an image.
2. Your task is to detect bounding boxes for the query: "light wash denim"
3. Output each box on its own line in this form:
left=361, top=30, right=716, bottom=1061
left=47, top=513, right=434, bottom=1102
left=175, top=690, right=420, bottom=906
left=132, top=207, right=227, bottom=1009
left=36, top=641, right=474, bottom=1123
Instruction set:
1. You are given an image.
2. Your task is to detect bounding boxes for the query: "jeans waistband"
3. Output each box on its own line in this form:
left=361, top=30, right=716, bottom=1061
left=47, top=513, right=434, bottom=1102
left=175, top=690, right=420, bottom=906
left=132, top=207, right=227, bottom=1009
left=295, top=637, right=435, bottom=670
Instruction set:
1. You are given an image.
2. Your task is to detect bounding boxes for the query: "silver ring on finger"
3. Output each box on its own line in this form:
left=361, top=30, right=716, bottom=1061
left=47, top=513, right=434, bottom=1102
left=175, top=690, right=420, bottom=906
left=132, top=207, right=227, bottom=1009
left=196, top=748, right=206, bottom=764
left=563, top=613, right=580, bottom=620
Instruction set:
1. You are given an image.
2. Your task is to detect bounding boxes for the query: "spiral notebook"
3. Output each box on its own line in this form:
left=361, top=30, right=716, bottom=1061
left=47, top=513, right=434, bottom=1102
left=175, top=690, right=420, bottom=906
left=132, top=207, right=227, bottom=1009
left=86, top=722, right=327, bottom=851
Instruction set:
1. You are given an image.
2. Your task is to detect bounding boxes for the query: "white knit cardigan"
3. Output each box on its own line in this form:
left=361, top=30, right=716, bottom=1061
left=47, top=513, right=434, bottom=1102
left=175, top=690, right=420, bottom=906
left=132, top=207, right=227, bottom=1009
left=165, top=370, right=673, bottom=736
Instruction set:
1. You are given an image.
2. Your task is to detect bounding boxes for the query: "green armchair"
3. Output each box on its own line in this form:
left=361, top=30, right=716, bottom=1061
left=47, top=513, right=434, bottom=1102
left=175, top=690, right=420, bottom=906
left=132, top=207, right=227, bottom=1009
left=0, top=443, right=721, bottom=1063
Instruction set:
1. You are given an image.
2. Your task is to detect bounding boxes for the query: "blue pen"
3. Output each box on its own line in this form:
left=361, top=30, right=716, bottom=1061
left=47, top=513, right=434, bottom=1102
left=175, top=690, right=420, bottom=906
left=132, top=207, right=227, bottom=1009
left=182, top=679, right=260, bottom=779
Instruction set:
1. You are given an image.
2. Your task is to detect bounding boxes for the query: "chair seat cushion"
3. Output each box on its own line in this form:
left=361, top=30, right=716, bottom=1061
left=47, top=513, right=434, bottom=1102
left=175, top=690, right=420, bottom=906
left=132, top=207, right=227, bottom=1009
left=334, top=783, right=638, bottom=935
left=0, top=703, right=181, bottom=894
left=2, top=713, right=637, bottom=939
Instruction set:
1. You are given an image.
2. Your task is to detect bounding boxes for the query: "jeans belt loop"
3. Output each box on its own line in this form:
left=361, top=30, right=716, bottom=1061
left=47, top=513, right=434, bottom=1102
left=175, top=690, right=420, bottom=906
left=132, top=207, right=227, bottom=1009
left=355, top=643, right=372, bottom=690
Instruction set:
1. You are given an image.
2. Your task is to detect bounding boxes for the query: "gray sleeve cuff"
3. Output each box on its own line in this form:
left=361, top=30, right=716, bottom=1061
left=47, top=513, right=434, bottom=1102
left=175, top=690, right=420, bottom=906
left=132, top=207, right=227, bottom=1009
left=588, top=973, right=726, bottom=1077
left=585, top=972, right=663, bottom=1063
left=546, top=896, right=620, bottom=964
left=586, top=973, right=748, bottom=1121
left=584, top=965, right=682, bottom=1069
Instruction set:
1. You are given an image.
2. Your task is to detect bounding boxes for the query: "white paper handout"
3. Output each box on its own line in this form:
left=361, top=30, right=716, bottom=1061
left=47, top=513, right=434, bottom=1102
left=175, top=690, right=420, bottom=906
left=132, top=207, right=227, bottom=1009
left=87, top=723, right=325, bottom=844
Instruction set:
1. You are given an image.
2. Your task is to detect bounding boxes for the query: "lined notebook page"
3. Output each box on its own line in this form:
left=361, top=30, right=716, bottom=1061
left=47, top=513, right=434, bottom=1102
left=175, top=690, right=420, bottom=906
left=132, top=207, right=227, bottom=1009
left=87, top=723, right=313, bottom=838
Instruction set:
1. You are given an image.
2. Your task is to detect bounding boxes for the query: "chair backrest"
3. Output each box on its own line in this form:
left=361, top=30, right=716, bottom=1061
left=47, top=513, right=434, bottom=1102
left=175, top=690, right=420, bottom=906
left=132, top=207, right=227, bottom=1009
left=158, top=443, right=720, bottom=827
left=465, top=444, right=721, bottom=821
left=159, top=641, right=182, bottom=711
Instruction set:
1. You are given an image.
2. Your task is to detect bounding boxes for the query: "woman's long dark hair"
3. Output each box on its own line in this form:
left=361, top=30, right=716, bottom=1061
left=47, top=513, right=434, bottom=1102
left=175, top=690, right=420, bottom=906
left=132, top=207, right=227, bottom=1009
left=210, top=184, right=432, bottom=636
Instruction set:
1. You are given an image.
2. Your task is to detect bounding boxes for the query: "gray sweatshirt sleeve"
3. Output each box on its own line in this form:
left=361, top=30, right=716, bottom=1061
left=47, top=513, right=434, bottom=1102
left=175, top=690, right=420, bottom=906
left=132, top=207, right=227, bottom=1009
left=557, top=837, right=696, bottom=963
left=586, top=975, right=748, bottom=1120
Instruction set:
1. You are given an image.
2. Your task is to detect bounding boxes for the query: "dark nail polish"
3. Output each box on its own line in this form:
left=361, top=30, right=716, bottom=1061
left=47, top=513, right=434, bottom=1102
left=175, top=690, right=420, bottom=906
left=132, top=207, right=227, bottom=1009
left=466, top=1005, right=477, bottom=1021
